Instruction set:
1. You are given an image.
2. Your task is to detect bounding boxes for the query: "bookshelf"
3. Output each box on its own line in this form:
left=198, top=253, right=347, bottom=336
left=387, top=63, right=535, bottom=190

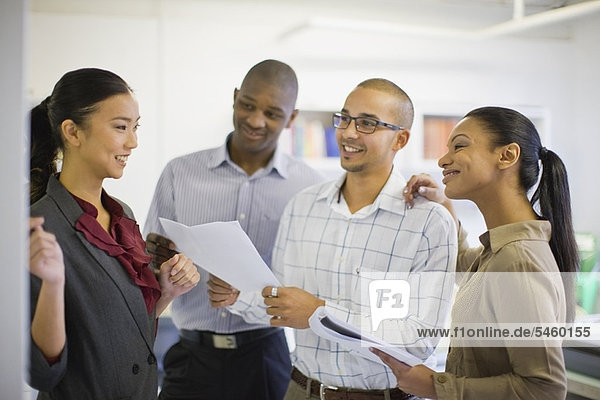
left=279, top=110, right=338, bottom=159
left=279, top=110, right=344, bottom=179
left=423, top=114, right=461, bottom=160
left=280, top=105, right=550, bottom=228
left=280, top=109, right=463, bottom=181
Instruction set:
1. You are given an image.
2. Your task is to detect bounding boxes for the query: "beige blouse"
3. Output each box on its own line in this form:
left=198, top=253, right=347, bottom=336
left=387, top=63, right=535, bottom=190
left=433, top=220, right=568, bottom=400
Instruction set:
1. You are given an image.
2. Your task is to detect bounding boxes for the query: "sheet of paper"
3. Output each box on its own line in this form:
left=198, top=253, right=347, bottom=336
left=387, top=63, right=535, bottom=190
left=308, top=307, right=422, bottom=367
left=159, top=218, right=280, bottom=292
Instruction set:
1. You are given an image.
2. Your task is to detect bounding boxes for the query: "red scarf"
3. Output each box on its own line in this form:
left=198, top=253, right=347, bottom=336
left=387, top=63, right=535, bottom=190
left=72, top=192, right=161, bottom=314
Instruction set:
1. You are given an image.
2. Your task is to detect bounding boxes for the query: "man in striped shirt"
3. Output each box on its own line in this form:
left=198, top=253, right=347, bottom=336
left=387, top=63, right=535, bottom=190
left=144, top=60, right=324, bottom=400
left=211, top=79, right=457, bottom=399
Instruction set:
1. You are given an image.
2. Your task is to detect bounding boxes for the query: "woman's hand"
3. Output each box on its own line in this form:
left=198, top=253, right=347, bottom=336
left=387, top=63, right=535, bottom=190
left=403, top=174, right=458, bottom=229
left=158, top=254, right=200, bottom=296
left=29, top=217, right=66, bottom=358
left=403, top=173, right=448, bottom=208
left=29, top=217, right=64, bottom=285
left=370, top=347, right=437, bottom=399
left=155, top=253, right=200, bottom=316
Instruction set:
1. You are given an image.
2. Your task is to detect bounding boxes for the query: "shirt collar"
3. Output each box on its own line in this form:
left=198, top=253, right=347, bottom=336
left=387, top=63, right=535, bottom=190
left=318, top=173, right=347, bottom=203
left=318, top=167, right=408, bottom=216
left=208, top=133, right=288, bottom=179
left=479, top=220, right=552, bottom=253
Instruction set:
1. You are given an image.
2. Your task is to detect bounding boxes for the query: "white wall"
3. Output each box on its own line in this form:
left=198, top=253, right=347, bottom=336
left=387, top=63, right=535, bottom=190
left=28, top=1, right=599, bottom=240
left=572, top=17, right=600, bottom=236
left=28, top=12, right=160, bottom=225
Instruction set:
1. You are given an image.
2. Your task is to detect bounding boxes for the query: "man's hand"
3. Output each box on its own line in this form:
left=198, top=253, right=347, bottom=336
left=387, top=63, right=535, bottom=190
left=207, top=274, right=240, bottom=308
left=146, top=232, right=177, bottom=271
left=261, top=286, right=325, bottom=329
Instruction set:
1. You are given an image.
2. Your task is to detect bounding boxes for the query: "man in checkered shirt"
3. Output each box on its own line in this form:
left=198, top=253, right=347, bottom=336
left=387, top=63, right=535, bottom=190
left=211, top=78, right=457, bottom=400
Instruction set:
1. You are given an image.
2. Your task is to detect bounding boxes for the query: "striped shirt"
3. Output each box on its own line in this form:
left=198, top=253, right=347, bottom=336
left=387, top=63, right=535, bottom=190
left=143, top=135, right=324, bottom=332
left=230, top=168, right=457, bottom=389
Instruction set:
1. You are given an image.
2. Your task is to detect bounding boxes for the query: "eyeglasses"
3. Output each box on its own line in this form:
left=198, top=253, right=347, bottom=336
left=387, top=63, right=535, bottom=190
left=332, top=112, right=404, bottom=134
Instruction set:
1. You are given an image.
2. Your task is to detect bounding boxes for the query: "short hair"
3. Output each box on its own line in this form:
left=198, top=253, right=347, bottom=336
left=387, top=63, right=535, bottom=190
left=357, top=78, right=414, bottom=129
left=241, top=59, right=299, bottom=103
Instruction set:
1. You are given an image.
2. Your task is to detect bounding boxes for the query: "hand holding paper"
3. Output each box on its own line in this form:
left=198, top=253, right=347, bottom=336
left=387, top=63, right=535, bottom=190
left=369, top=349, right=438, bottom=399
left=158, top=218, right=281, bottom=292
left=207, top=273, right=240, bottom=308
left=262, top=286, right=325, bottom=328
left=308, top=306, right=422, bottom=367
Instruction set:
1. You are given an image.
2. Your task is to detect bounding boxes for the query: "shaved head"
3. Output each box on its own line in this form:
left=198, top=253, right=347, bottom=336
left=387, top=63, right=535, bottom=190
left=241, top=59, right=299, bottom=105
left=357, top=78, right=414, bottom=129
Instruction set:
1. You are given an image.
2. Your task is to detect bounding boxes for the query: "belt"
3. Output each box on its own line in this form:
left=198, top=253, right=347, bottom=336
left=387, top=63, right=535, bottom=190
left=291, top=366, right=414, bottom=400
left=179, top=327, right=278, bottom=349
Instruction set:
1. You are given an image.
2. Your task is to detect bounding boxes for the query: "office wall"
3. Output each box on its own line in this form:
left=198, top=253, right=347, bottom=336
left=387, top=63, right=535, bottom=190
left=28, top=12, right=161, bottom=225
left=28, top=2, right=599, bottom=239
left=572, top=19, right=600, bottom=236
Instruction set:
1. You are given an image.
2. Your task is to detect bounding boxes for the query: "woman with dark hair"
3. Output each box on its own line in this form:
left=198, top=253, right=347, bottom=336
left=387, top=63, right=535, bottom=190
left=28, top=68, right=200, bottom=400
left=371, top=106, right=577, bottom=399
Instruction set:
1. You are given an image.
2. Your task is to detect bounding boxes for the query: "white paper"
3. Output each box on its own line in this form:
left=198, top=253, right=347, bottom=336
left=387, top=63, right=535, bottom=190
left=158, top=218, right=281, bottom=292
left=308, top=307, right=422, bottom=367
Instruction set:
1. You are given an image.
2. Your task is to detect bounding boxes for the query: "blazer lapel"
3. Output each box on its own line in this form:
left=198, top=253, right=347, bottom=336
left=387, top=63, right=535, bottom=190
left=46, top=176, right=155, bottom=348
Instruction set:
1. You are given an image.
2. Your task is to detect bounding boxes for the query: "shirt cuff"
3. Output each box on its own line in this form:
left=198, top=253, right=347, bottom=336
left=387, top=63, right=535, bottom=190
left=323, top=301, right=352, bottom=322
left=45, top=354, right=61, bottom=366
left=432, top=372, right=458, bottom=400
left=227, top=290, right=260, bottom=314
left=29, top=340, right=68, bottom=391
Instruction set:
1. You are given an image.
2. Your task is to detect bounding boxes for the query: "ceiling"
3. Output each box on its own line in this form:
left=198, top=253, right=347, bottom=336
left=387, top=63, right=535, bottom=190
left=29, top=0, right=594, bottom=16
left=30, top=0, right=600, bottom=40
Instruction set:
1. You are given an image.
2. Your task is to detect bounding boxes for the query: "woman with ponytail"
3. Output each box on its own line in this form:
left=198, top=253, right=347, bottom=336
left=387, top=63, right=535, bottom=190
left=370, top=106, right=577, bottom=399
left=28, top=68, right=200, bottom=400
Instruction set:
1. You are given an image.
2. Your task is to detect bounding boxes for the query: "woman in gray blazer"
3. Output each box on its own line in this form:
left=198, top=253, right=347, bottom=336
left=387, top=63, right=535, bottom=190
left=28, top=68, right=200, bottom=400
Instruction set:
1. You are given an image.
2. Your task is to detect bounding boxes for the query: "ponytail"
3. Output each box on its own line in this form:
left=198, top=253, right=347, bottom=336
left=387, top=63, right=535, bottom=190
left=29, top=68, right=133, bottom=205
left=30, top=96, right=59, bottom=204
left=531, top=149, right=579, bottom=274
left=531, top=149, right=579, bottom=320
left=465, top=107, right=579, bottom=321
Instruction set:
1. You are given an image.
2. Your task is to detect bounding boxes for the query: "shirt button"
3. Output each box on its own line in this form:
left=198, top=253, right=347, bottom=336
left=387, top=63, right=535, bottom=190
left=147, top=354, right=156, bottom=365
left=437, top=375, right=447, bottom=384
left=132, top=364, right=140, bottom=374
left=239, top=213, right=246, bottom=220
left=244, top=182, right=249, bottom=187
left=221, top=312, right=227, bottom=318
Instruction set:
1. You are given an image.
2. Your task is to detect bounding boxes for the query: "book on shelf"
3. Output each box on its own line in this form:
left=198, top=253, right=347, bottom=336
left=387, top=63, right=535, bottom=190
left=281, top=114, right=339, bottom=159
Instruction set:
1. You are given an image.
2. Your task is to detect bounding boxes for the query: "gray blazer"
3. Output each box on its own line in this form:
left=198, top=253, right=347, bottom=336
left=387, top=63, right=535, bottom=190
left=29, top=175, right=158, bottom=400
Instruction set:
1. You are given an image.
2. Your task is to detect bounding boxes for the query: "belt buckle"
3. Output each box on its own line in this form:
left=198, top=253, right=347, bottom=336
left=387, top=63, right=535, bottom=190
left=212, top=334, right=237, bottom=349
left=319, top=383, right=338, bottom=400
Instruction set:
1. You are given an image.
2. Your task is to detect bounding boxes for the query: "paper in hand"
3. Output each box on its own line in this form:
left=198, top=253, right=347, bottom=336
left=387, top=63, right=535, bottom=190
left=158, top=218, right=281, bottom=292
left=308, top=306, right=422, bottom=367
